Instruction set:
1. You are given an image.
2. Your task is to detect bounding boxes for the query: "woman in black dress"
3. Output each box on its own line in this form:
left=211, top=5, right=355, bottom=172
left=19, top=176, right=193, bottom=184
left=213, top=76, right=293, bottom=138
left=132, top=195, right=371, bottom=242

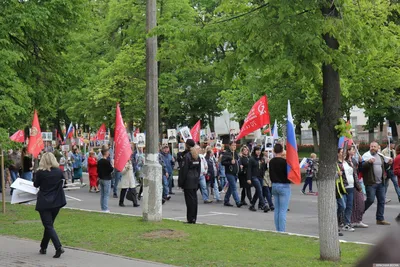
left=239, top=146, right=251, bottom=205
left=34, top=152, right=67, bottom=258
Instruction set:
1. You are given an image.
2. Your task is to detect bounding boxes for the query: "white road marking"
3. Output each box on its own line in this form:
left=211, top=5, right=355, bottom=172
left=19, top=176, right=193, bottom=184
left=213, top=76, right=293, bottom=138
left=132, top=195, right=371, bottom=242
left=209, top=212, right=238, bottom=216
left=65, top=195, right=82, bottom=201
left=168, top=214, right=222, bottom=220
left=64, top=187, right=81, bottom=191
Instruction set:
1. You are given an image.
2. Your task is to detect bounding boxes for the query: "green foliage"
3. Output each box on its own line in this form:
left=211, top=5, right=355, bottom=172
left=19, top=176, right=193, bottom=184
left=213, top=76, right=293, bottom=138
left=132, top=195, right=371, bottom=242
left=1, top=0, right=399, bottom=140
left=335, top=119, right=352, bottom=138
left=212, top=0, right=400, bottom=132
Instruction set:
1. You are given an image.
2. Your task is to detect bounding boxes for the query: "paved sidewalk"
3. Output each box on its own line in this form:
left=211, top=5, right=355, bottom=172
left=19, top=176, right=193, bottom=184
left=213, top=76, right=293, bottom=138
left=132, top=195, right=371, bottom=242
left=0, top=236, right=174, bottom=267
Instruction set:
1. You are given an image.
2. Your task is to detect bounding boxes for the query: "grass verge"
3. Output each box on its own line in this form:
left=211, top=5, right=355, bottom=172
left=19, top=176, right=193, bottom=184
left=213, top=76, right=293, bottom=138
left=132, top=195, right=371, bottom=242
left=0, top=204, right=367, bottom=267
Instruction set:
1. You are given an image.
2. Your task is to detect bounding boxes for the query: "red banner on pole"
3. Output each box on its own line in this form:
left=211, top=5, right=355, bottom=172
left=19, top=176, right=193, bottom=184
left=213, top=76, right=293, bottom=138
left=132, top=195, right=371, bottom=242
left=236, top=95, right=270, bottom=141
left=190, top=120, right=201, bottom=143
left=114, top=104, right=132, bottom=172
left=96, top=123, right=106, bottom=141
left=10, top=130, right=25, bottom=143
left=27, top=110, right=44, bottom=158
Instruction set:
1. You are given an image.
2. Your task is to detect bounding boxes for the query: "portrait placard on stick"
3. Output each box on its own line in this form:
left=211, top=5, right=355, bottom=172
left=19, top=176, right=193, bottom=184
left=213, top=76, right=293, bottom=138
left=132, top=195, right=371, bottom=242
left=137, top=133, right=146, bottom=148
left=215, top=140, right=222, bottom=150
left=178, top=143, right=185, bottom=152
left=180, top=127, right=192, bottom=142
left=167, top=129, right=177, bottom=143
left=265, top=136, right=274, bottom=151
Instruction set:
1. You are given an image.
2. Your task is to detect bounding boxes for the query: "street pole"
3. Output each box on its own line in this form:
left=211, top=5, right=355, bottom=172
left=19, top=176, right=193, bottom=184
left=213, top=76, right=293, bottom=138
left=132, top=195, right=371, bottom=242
left=142, top=0, right=162, bottom=221
left=1, top=149, right=6, bottom=213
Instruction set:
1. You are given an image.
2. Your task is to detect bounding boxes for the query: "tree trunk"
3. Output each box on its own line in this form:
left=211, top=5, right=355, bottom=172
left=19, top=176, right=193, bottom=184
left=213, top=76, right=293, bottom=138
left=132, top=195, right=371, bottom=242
left=312, top=128, right=320, bottom=153
left=296, top=123, right=302, bottom=146
left=368, top=128, right=375, bottom=144
left=317, top=2, right=341, bottom=262
left=379, top=121, right=383, bottom=144
left=389, top=120, right=398, bottom=143
left=209, top=114, right=215, bottom=132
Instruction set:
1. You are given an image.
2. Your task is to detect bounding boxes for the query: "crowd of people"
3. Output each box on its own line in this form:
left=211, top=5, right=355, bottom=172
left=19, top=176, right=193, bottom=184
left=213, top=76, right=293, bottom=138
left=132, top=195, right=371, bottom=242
left=334, top=140, right=400, bottom=237
left=178, top=139, right=291, bottom=232
left=3, top=137, right=400, bottom=246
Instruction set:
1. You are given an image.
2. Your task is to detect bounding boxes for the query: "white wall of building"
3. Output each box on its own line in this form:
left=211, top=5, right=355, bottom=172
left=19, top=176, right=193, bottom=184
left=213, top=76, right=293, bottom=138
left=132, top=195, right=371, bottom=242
left=214, top=109, right=240, bottom=135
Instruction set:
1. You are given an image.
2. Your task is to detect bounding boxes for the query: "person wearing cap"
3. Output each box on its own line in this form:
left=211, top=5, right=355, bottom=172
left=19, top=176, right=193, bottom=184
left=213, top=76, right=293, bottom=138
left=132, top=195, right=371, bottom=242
left=97, top=147, right=114, bottom=212
left=178, top=139, right=200, bottom=223
left=177, top=139, right=196, bottom=175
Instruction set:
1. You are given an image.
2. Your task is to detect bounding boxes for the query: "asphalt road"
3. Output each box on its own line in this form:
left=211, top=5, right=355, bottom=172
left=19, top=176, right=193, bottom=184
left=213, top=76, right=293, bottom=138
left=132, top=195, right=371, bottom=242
left=3, top=173, right=400, bottom=244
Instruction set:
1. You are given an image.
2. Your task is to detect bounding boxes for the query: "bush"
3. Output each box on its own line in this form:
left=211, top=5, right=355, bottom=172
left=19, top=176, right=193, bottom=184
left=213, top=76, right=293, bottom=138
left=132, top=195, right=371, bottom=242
left=298, top=142, right=390, bottom=156
left=298, top=144, right=314, bottom=153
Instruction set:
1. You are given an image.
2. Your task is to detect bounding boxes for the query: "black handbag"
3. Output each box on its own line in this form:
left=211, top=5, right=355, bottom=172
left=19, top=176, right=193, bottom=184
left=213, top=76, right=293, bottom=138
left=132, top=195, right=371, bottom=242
left=126, top=189, right=135, bottom=202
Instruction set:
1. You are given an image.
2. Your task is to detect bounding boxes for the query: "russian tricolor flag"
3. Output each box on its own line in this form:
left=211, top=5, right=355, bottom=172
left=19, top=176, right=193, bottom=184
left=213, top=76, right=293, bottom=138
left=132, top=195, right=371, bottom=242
left=286, top=100, right=301, bottom=184
left=66, top=122, right=74, bottom=139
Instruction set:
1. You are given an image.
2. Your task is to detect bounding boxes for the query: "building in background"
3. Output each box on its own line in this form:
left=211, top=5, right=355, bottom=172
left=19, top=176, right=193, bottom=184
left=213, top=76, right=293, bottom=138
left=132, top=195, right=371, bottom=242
left=300, top=106, right=394, bottom=145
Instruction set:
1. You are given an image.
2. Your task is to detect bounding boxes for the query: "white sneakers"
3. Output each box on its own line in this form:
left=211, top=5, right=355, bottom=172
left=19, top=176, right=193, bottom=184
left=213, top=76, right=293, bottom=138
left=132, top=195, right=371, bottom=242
left=342, top=225, right=355, bottom=232
left=352, top=222, right=369, bottom=228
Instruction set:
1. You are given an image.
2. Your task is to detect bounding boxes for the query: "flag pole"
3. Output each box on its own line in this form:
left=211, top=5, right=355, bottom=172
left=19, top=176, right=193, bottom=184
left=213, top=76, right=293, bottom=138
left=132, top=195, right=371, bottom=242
left=1, top=148, right=5, bottom=214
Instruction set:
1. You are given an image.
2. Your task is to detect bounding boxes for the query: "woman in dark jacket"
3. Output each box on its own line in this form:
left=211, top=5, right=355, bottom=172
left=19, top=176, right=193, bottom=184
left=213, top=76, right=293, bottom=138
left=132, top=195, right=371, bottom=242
left=247, top=146, right=269, bottom=212
left=239, top=146, right=251, bottom=206
left=34, top=152, right=67, bottom=258
left=178, top=140, right=200, bottom=224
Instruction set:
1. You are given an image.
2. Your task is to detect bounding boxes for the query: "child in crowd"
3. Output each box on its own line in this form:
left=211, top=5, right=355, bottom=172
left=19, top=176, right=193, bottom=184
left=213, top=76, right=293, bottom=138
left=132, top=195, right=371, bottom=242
left=302, top=153, right=317, bottom=194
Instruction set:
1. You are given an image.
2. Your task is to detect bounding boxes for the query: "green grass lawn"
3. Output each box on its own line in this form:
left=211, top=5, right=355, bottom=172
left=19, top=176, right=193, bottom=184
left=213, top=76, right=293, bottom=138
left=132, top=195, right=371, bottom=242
left=0, top=204, right=367, bottom=267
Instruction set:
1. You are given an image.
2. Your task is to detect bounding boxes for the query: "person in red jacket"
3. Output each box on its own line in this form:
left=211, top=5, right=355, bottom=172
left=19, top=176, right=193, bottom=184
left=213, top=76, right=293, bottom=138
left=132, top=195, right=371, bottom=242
left=88, top=151, right=99, bottom=193
left=392, top=145, right=400, bottom=223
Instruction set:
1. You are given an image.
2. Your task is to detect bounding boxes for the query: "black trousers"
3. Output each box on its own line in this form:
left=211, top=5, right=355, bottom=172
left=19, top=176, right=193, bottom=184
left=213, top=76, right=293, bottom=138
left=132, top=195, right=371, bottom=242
left=39, top=208, right=62, bottom=250
left=120, top=188, right=139, bottom=206
left=241, top=187, right=252, bottom=203
left=184, top=189, right=198, bottom=223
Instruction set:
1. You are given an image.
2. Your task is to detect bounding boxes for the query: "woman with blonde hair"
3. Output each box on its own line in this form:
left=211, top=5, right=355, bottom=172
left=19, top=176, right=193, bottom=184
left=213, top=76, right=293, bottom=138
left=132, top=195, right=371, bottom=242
left=34, top=152, right=67, bottom=258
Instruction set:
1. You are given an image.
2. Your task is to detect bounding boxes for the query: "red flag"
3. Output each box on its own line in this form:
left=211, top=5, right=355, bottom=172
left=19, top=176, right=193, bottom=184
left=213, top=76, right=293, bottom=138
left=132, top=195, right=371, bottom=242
left=190, top=120, right=201, bottom=143
left=10, top=130, right=25, bottom=143
left=96, top=123, right=106, bottom=141
left=57, top=133, right=63, bottom=143
left=236, top=95, right=270, bottom=141
left=114, top=104, right=133, bottom=172
left=263, top=127, right=271, bottom=134
left=27, top=110, right=44, bottom=158
left=56, top=129, right=63, bottom=143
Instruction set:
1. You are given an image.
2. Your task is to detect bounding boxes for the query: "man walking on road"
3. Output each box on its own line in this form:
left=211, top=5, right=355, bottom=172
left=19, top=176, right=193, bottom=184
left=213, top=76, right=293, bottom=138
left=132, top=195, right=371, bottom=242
left=221, top=142, right=242, bottom=208
left=362, top=141, right=392, bottom=225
